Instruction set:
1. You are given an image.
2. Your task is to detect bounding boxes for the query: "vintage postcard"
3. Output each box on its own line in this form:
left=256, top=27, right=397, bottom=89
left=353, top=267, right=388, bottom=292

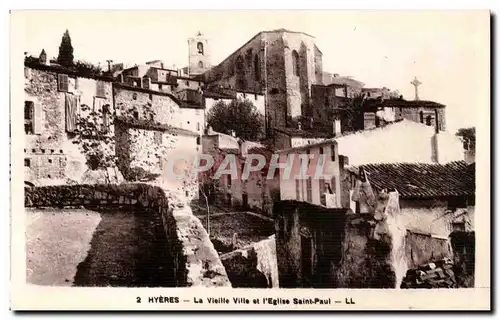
left=10, top=10, right=491, bottom=311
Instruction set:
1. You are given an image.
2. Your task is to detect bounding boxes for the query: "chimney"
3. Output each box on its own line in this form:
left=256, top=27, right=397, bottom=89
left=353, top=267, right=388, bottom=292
left=333, top=119, right=341, bottom=137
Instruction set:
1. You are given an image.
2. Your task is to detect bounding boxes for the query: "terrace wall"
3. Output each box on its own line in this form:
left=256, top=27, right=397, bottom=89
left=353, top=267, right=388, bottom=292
left=25, top=183, right=231, bottom=287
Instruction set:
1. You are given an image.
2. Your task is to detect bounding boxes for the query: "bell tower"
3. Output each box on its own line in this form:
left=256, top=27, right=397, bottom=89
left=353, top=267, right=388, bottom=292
left=188, top=31, right=211, bottom=76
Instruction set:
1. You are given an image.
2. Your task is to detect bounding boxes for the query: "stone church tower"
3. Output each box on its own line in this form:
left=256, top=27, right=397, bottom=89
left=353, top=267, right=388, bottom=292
left=188, top=31, right=211, bottom=76
left=202, top=29, right=324, bottom=131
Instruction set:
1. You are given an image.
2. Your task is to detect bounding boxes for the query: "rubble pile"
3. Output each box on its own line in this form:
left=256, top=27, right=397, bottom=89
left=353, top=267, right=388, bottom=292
left=400, top=257, right=456, bottom=289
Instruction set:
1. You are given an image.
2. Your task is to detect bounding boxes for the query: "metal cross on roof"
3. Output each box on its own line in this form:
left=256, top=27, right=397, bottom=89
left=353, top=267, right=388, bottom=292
left=411, top=76, right=422, bottom=101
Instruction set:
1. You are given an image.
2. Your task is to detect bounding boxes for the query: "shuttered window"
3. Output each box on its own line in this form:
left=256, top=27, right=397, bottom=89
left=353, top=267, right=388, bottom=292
left=306, top=177, right=313, bottom=203
left=96, top=81, right=106, bottom=98
left=58, top=74, right=68, bottom=92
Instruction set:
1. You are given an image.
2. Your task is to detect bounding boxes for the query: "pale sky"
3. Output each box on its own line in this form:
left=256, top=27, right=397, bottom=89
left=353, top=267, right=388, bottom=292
left=16, top=10, right=490, bottom=133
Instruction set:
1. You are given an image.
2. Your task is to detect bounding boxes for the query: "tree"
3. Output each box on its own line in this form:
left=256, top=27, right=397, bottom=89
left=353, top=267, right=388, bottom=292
left=456, top=127, right=476, bottom=151
left=339, top=93, right=366, bottom=133
left=206, top=99, right=264, bottom=141
left=57, top=29, right=74, bottom=68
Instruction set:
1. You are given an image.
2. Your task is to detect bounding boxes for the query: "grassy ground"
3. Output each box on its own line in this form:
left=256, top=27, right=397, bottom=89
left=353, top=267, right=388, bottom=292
left=26, top=207, right=175, bottom=287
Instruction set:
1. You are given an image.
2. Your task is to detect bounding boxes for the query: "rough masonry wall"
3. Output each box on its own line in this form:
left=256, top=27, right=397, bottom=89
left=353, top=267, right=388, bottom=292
left=24, top=68, right=114, bottom=185
left=220, top=235, right=279, bottom=288
left=113, top=87, right=180, bottom=125
left=25, top=183, right=231, bottom=287
left=398, top=107, right=446, bottom=131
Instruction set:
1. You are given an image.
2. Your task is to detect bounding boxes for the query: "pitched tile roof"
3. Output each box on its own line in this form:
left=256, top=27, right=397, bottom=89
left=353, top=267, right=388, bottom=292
left=347, top=161, right=475, bottom=199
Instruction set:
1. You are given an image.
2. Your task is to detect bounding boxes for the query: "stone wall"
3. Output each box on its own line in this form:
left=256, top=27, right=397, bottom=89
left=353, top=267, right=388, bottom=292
left=113, top=84, right=180, bottom=126
left=24, top=67, right=114, bottom=185
left=220, top=235, right=278, bottom=288
left=450, top=231, right=475, bottom=288
left=25, top=183, right=231, bottom=287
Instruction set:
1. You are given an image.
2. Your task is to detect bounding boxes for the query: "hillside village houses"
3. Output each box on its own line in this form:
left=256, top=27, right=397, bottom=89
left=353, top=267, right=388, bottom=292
left=24, top=29, right=473, bottom=217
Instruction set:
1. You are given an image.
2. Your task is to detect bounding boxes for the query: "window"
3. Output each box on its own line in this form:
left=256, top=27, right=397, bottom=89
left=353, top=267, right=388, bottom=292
left=24, top=101, right=34, bottom=134
left=197, top=122, right=200, bottom=131
left=196, top=136, right=201, bottom=145
left=154, top=132, right=162, bottom=145
left=24, top=158, right=30, bottom=167
left=243, top=93, right=246, bottom=99
left=227, top=175, right=232, bottom=188
left=419, top=111, right=424, bottom=123
left=319, top=147, right=324, bottom=154
left=426, top=115, right=433, bottom=126
left=159, top=84, right=163, bottom=90
left=306, top=177, right=313, bottom=202
left=331, top=145, right=336, bottom=162
left=254, top=94, right=258, bottom=100
left=96, top=81, right=106, bottom=98
left=133, top=110, right=139, bottom=120
left=149, top=94, right=153, bottom=100
left=58, top=74, right=69, bottom=92
left=186, top=81, right=190, bottom=86
left=197, top=42, right=204, bottom=55
left=254, top=54, right=261, bottom=81
left=270, top=88, right=279, bottom=95
left=133, top=93, right=138, bottom=100
left=292, top=50, right=300, bottom=76
left=198, top=61, right=204, bottom=68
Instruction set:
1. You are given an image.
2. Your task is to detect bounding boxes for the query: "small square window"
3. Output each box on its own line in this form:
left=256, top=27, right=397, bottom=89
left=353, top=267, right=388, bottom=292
left=24, top=158, right=30, bottom=167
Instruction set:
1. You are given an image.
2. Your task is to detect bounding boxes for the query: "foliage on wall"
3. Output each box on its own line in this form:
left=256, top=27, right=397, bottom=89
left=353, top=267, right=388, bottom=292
left=72, top=104, right=118, bottom=183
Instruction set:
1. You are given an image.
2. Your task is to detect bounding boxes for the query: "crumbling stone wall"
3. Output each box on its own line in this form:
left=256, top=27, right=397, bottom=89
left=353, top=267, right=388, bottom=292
left=220, top=235, right=278, bottom=288
left=450, top=231, right=475, bottom=288
left=25, top=183, right=231, bottom=287
left=332, top=214, right=396, bottom=288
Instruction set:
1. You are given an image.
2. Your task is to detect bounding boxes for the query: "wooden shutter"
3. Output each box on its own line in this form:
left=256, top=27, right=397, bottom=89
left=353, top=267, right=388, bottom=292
left=58, top=74, right=68, bottom=92
left=306, top=177, right=312, bottom=202
left=96, top=81, right=106, bottom=98
left=33, top=103, right=43, bottom=134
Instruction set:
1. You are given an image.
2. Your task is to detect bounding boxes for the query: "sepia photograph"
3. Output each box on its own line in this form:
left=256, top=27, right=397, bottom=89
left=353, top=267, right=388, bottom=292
left=9, top=9, right=491, bottom=311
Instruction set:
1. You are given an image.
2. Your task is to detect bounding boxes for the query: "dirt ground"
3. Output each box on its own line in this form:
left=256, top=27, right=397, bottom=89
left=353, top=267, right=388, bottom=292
left=207, top=212, right=275, bottom=250
left=26, top=207, right=175, bottom=287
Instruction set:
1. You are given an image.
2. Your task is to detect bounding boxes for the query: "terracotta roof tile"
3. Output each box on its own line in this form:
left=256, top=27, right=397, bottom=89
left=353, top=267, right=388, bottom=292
left=347, top=161, right=475, bottom=199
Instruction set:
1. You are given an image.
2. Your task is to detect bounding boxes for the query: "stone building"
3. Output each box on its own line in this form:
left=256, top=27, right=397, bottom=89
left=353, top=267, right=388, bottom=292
left=345, top=161, right=476, bottom=237
left=24, top=61, right=114, bottom=185
left=188, top=31, right=211, bottom=76
left=113, top=83, right=205, bottom=136
left=201, top=130, right=279, bottom=215
left=202, top=29, right=324, bottom=131
left=277, top=138, right=349, bottom=209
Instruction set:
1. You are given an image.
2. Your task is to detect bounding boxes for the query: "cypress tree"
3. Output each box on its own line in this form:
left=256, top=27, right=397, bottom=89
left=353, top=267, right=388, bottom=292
left=57, top=29, right=74, bottom=68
